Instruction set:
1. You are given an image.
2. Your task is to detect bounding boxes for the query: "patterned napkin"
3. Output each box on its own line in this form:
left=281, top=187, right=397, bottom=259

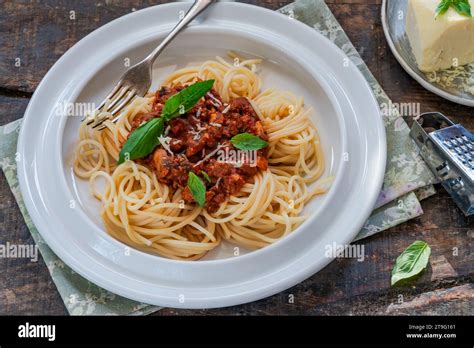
left=0, top=0, right=436, bottom=315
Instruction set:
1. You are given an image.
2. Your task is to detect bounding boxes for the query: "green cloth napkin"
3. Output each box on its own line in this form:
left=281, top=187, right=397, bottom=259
left=0, top=0, right=436, bottom=315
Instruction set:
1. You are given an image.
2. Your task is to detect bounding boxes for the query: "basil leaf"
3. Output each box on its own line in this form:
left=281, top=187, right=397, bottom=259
left=161, top=80, right=215, bottom=121
left=201, top=171, right=211, bottom=183
left=436, top=0, right=472, bottom=17
left=231, top=133, right=268, bottom=151
left=118, top=118, right=164, bottom=164
left=435, top=0, right=451, bottom=17
left=187, top=172, right=206, bottom=207
left=117, top=80, right=215, bottom=163
left=453, top=0, right=472, bottom=17
left=391, top=241, right=431, bottom=286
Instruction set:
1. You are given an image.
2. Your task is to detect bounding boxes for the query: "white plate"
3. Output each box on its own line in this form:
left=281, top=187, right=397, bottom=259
left=17, top=2, right=386, bottom=308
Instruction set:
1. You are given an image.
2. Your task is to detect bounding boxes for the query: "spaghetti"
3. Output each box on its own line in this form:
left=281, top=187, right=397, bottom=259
left=74, top=55, right=328, bottom=260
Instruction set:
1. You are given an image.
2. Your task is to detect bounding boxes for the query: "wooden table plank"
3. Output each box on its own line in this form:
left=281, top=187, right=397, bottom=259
left=0, top=0, right=472, bottom=316
left=0, top=0, right=292, bottom=93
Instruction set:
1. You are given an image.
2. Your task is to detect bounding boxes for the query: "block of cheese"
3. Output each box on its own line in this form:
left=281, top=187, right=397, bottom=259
left=406, top=0, right=474, bottom=72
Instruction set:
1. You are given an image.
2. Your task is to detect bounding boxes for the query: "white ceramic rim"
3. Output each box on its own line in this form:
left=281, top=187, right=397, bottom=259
left=17, top=2, right=386, bottom=308
left=381, top=0, right=474, bottom=107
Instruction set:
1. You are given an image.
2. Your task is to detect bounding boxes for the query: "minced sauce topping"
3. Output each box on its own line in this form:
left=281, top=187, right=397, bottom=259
left=130, top=85, right=269, bottom=213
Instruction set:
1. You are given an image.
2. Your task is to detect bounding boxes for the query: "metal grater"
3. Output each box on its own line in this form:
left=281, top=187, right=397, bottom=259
left=410, top=112, right=474, bottom=216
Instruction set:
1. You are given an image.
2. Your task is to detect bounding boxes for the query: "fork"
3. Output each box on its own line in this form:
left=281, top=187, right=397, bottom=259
left=84, top=0, right=215, bottom=130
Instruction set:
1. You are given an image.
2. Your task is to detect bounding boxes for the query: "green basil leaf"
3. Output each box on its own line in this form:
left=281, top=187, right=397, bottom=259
left=187, top=172, right=206, bottom=207
left=391, top=241, right=431, bottom=286
left=161, top=80, right=215, bottom=121
left=453, top=0, right=472, bottom=17
left=201, top=171, right=211, bottom=183
left=118, top=118, right=164, bottom=164
left=118, top=80, right=215, bottom=163
left=436, top=0, right=472, bottom=17
left=230, top=133, right=268, bottom=151
left=435, top=0, right=452, bottom=17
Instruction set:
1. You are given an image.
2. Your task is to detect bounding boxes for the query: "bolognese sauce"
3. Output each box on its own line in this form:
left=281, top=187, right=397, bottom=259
left=129, top=85, right=269, bottom=213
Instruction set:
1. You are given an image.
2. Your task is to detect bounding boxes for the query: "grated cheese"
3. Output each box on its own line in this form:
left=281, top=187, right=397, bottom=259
left=222, top=104, right=231, bottom=114
left=207, top=92, right=222, bottom=106
left=193, top=144, right=226, bottom=167
left=157, top=135, right=174, bottom=155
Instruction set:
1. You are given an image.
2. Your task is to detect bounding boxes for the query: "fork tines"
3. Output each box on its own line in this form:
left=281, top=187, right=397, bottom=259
left=86, top=85, right=137, bottom=130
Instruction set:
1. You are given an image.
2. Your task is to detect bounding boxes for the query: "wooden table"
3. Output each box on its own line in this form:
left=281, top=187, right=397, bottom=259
left=0, top=0, right=472, bottom=315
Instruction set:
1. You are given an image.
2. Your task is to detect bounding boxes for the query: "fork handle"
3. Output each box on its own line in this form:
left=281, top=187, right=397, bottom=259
left=145, top=0, right=215, bottom=65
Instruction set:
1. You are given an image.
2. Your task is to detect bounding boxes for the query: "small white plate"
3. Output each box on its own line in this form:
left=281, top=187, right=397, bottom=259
left=17, top=2, right=386, bottom=308
left=382, top=0, right=474, bottom=107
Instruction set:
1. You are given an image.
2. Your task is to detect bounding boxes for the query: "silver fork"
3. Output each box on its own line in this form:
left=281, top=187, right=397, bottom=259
left=84, top=0, right=215, bottom=130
